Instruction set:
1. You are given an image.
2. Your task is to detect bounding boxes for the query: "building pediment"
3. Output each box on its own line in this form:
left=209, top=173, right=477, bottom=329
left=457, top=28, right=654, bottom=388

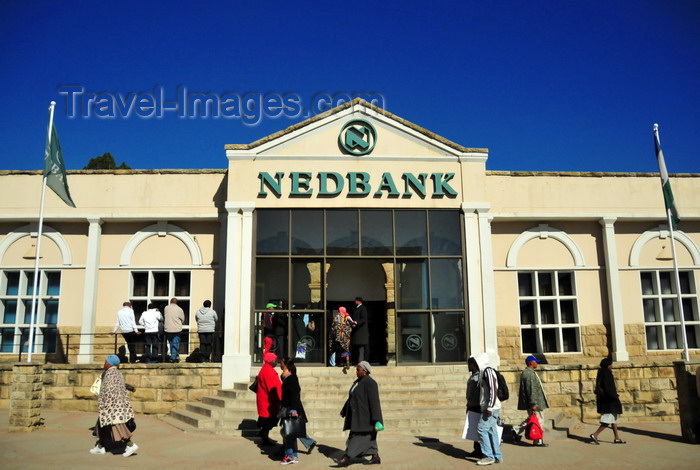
left=225, top=99, right=487, bottom=163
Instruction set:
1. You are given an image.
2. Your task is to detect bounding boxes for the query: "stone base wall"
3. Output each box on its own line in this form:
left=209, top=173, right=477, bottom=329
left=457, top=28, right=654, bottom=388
left=497, top=361, right=681, bottom=424
left=0, top=363, right=221, bottom=415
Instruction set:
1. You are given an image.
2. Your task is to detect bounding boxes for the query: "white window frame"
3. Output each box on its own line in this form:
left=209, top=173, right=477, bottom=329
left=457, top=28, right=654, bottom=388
left=518, top=269, right=582, bottom=354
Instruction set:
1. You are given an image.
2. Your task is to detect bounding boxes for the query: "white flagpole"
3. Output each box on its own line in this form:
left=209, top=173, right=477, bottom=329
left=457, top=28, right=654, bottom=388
left=27, top=101, right=56, bottom=362
left=667, top=211, right=690, bottom=362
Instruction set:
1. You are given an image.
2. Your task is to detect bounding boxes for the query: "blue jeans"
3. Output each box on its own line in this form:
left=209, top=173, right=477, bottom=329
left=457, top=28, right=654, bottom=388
left=283, top=434, right=298, bottom=458
left=145, top=333, right=159, bottom=363
left=299, top=435, right=315, bottom=450
left=477, top=409, right=502, bottom=462
left=166, top=332, right=181, bottom=360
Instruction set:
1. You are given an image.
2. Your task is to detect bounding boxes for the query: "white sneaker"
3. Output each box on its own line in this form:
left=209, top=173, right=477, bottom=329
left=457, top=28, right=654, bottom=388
left=123, top=443, right=138, bottom=457
left=89, top=445, right=105, bottom=454
left=477, top=458, right=495, bottom=466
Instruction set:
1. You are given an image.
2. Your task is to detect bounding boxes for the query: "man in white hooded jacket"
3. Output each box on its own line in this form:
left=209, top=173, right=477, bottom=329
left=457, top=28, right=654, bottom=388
left=473, top=353, right=503, bottom=466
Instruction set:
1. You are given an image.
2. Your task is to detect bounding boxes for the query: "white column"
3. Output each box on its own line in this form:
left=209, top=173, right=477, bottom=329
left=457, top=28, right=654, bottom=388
left=477, top=208, right=500, bottom=367
left=600, top=217, right=629, bottom=361
left=221, top=202, right=255, bottom=388
left=461, top=204, right=485, bottom=355
left=78, top=217, right=102, bottom=363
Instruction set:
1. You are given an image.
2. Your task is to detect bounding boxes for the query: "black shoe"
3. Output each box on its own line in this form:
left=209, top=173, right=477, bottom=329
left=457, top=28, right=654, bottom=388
left=333, top=455, right=350, bottom=467
left=363, top=454, right=381, bottom=465
left=307, top=441, right=316, bottom=454
left=533, top=442, right=549, bottom=447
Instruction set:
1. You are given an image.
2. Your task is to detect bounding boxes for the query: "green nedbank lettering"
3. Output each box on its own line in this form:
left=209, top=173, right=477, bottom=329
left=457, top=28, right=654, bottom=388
left=258, top=171, right=457, bottom=198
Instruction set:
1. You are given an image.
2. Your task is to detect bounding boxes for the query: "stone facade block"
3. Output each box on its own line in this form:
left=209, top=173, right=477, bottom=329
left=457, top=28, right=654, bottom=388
left=44, top=387, right=74, bottom=400
left=162, top=389, right=187, bottom=402
left=176, top=375, right=202, bottom=389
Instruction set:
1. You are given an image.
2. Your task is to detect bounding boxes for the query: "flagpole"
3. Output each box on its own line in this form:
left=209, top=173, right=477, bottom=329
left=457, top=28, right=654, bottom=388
left=654, top=124, right=689, bottom=362
left=28, top=101, right=56, bottom=362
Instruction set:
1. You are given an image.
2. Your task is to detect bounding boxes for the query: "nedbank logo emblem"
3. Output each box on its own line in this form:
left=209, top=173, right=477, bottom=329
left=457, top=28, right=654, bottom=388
left=339, top=119, right=377, bottom=155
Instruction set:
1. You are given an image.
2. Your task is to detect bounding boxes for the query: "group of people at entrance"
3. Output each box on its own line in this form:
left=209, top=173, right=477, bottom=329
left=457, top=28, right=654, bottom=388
left=330, top=297, right=369, bottom=373
left=464, top=353, right=626, bottom=466
left=111, top=298, right=219, bottom=364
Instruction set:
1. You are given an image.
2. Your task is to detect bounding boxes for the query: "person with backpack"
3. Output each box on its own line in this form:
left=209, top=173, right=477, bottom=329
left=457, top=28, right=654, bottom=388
left=518, top=355, right=549, bottom=447
left=473, top=353, right=503, bottom=466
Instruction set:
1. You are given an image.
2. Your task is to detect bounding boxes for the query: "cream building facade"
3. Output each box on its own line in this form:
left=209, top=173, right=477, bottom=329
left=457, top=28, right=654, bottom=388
left=1, top=100, right=699, bottom=387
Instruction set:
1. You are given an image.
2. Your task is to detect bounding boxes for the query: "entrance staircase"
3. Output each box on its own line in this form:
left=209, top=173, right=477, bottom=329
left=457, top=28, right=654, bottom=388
left=163, top=365, right=576, bottom=440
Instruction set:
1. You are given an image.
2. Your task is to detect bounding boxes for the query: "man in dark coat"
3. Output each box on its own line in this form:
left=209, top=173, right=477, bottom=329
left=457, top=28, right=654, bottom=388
left=517, top=355, right=549, bottom=446
left=334, top=361, right=384, bottom=466
left=351, top=297, right=369, bottom=364
left=589, top=358, right=626, bottom=444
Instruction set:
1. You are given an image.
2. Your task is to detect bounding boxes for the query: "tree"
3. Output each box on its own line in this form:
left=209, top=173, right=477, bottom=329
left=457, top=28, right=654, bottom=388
left=83, top=152, right=131, bottom=170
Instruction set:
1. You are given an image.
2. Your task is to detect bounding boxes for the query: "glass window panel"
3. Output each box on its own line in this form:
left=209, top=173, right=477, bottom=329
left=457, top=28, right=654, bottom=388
left=5, top=272, right=19, bottom=295
left=429, top=211, right=461, bottom=255
left=326, top=210, right=359, bottom=255
left=46, top=272, right=61, bottom=295
left=23, top=300, right=36, bottom=324
left=42, top=327, right=58, bottom=353
left=20, top=328, right=29, bottom=352
left=560, top=300, right=576, bottom=323
left=665, top=325, right=679, bottom=349
left=290, top=312, right=324, bottom=364
left=643, top=299, right=657, bottom=322
left=682, top=298, right=697, bottom=321
left=397, top=312, right=430, bottom=363
left=1, top=328, right=14, bottom=352
left=433, top=311, right=466, bottom=362
left=178, top=300, right=190, bottom=326
left=291, top=210, right=323, bottom=255
left=686, top=325, right=699, bottom=349
left=640, top=272, right=654, bottom=295
left=397, top=260, right=429, bottom=309
left=255, top=259, right=289, bottom=310
left=538, top=273, right=553, bottom=296
left=360, top=210, right=393, bottom=256
left=662, top=299, right=676, bottom=322
left=540, top=300, right=555, bottom=324
left=292, top=260, right=323, bottom=309
left=396, top=210, right=427, bottom=256
left=131, top=301, right=147, bottom=322
left=520, top=300, right=535, bottom=324
left=521, top=328, right=537, bottom=354
left=174, top=272, right=190, bottom=297
left=45, top=300, right=59, bottom=324
left=558, top=272, right=573, bottom=296
left=659, top=272, right=673, bottom=294
left=256, top=209, right=289, bottom=255
left=3, top=300, right=17, bottom=324
left=646, top=325, right=660, bottom=349
left=518, top=273, right=533, bottom=297
left=132, top=272, right=148, bottom=296
left=153, top=272, right=169, bottom=297
left=25, top=272, right=35, bottom=295
left=542, top=328, right=558, bottom=352
left=562, top=327, right=579, bottom=352
left=430, top=259, right=464, bottom=309
left=679, top=271, right=692, bottom=294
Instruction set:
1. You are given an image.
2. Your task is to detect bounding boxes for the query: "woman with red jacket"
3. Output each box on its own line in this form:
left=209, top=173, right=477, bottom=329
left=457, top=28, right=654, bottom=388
left=256, top=351, right=282, bottom=446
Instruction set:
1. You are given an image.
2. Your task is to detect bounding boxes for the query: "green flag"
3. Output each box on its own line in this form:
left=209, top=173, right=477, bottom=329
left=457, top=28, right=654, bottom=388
left=44, top=121, right=76, bottom=207
left=653, top=124, right=679, bottom=229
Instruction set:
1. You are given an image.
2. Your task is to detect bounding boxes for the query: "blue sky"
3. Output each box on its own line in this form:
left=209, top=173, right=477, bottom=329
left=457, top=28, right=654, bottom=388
left=0, top=1, right=698, bottom=173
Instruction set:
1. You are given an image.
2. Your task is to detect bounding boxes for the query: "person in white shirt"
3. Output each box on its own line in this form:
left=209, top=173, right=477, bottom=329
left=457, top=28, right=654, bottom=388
left=139, top=303, right=162, bottom=363
left=111, top=302, right=141, bottom=363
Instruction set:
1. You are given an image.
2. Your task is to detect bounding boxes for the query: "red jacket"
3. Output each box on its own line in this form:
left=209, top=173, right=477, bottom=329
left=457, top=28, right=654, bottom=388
left=256, top=362, right=282, bottom=418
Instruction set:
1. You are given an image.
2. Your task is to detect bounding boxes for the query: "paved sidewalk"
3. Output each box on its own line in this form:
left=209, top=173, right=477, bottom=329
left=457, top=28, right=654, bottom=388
left=1, top=411, right=699, bottom=469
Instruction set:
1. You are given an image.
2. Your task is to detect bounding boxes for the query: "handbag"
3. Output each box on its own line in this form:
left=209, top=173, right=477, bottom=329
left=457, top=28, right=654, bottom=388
left=594, top=379, right=603, bottom=396
left=524, top=413, right=543, bottom=441
left=249, top=377, right=259, bottom=393
left=126, top=418, right=137, bottom=432
left=280, top=416, right=307, bottom=439
left=90, top=377, right=102, bottom=396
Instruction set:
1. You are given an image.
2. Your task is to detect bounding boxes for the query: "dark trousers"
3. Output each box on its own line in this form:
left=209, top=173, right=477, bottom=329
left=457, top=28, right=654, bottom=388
left=144, top=333, right=159, bottom=363
left=351, top=344, right=368, bottom=364
left=198, top=332, right=213, bottom=362
left=121, top=332, right=138, bottom=363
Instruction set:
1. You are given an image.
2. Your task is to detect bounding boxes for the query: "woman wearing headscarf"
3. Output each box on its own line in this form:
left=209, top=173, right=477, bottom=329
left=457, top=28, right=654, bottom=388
left=334, top=361, right=384, bottom=467
left=330, top=306, right=353, bottom=373
left=278, top=357, right=316, bottom=465
left=256, top=351, right=282, bottom=446
left=90, top=355, right=138, bottom=457
left=590, top=357, right=626, bottom=444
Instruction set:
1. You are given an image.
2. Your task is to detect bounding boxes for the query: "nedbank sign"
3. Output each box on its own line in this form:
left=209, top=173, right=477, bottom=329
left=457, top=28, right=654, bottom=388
left=258, top=171, right=458, bottom=198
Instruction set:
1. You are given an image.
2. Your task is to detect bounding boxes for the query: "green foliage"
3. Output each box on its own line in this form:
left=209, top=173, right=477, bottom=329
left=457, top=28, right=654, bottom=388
left=83, top=152, right=131, bottom=170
